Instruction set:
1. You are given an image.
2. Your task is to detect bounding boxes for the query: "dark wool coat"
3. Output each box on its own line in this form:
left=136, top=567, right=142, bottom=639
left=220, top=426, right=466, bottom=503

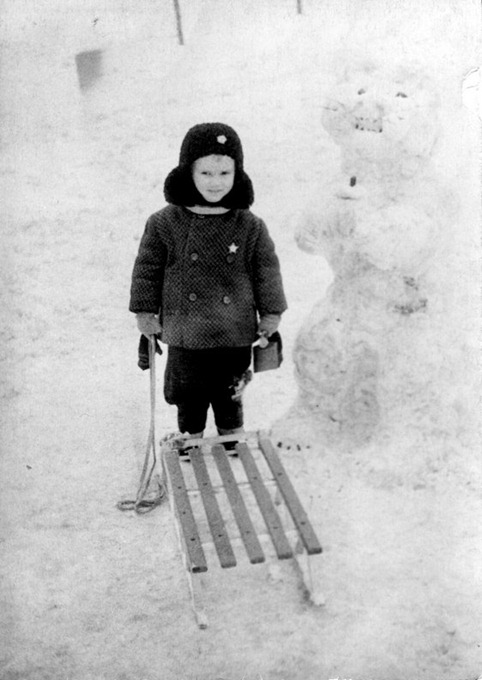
left=129, top=206, right=287, bottom=349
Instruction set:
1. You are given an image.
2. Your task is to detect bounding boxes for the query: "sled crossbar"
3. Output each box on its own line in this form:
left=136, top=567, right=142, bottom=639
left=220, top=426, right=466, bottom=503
left=189, top=446, right=237, bottom=569
left=258, top=435, right=322, bottom=555
left=163, top=450, right=208, bottom=573
left=211, top=444, right=265, bottom=565
left=236, top=441, right=293, bottom=560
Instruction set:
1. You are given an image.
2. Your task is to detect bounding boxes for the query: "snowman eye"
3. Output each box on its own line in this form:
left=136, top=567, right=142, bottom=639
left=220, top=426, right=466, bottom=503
left=396, top=91, right=408, bottom=98
left=357, top=88, right=366, bottom=95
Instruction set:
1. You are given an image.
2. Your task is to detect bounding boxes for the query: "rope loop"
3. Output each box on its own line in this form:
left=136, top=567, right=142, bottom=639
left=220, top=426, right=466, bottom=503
left=117, top=335, right=166, bottom=514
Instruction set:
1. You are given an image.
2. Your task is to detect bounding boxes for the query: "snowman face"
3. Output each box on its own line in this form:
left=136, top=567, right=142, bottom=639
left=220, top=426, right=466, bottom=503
left=321, top=64, right=440, bottom=172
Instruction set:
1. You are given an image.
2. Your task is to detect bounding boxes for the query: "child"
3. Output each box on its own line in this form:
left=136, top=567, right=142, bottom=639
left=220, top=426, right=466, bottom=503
left=129, top=122, right=287, bottom=445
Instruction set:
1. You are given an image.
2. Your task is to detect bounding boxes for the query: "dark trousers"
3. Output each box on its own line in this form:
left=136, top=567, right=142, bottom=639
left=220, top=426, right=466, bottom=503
left=164, top=345, right=252, bottom=434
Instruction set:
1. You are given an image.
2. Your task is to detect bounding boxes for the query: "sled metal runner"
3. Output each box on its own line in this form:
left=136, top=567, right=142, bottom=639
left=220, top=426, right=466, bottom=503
left=161, top=430, right=323, bottom=628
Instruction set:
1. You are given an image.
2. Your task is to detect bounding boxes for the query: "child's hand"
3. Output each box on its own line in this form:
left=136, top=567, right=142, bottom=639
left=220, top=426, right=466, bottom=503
left=257, top=332, right=270, bottom=348
left=257, top=314, right=281, bottom=339
left=136, top=312, right=162, bottom=337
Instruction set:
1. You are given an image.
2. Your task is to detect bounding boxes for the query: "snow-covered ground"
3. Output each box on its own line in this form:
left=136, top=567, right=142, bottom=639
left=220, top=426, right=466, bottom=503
left=1, top=1, right=481, bottom=679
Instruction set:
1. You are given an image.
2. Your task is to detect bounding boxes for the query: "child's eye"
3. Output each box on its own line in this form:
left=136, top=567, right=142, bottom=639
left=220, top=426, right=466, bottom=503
left=396, top=92, right=408, bottom=98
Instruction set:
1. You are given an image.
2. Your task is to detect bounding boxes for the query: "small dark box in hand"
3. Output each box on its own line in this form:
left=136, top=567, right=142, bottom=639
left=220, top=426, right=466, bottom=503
left=253, top=332, right=283, bottom=373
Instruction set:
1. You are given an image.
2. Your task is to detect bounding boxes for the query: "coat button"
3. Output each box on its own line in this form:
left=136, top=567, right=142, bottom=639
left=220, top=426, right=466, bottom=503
left=223, top=295, right=231, bottom=304
left=226, top=254, right=235, bottom=263
left=190, top=252, right=199, bottom=261
left=189, top=293, right=197, bottom=301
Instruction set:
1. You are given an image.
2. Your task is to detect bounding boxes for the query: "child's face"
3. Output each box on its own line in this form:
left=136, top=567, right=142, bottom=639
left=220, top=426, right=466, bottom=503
left=192, top=154, right=235, bottom=203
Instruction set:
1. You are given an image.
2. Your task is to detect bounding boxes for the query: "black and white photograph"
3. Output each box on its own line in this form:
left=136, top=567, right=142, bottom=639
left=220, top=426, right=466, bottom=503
left=1, top=1, right=481, bottom=678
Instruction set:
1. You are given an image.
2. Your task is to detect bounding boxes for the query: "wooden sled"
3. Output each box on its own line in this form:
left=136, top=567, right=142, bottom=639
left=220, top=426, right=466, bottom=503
left=160, top=430, right=324, bottom=628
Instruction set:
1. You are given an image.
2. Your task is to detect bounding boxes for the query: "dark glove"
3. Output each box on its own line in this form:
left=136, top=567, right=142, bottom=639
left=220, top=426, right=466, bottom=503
left=138, top=334, right=163, bottom=370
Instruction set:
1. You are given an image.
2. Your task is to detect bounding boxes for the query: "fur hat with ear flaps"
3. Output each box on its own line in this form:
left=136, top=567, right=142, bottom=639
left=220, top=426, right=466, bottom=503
left=163, top=122, right=255, bottom=208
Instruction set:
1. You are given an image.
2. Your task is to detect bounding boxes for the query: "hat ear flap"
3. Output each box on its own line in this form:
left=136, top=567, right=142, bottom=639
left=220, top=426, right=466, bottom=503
left=164, top=166, right=197, bottom=206
left=240, top=171, right=254, bottom=207
left=224, top=170, right=254, bottom=208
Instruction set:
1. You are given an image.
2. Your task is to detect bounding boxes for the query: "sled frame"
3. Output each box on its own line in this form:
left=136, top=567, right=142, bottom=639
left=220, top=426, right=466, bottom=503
left=161, top=430, right=323, bottom=628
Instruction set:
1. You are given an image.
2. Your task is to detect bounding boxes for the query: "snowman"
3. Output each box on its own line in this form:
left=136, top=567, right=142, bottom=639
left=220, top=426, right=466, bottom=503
left=287, top=59, right=458, bottom=450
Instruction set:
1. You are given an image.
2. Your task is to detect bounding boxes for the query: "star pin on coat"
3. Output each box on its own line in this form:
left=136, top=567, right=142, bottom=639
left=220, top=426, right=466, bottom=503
left=228, top=243, right=239, bottom=254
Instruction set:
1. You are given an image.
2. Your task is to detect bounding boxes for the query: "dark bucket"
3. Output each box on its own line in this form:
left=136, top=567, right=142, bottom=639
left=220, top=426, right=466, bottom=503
left=75, top=49, right=103, bottom=90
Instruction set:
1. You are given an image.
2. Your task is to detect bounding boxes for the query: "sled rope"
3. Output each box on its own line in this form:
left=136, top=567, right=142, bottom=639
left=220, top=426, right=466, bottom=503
left=117, top=336, right=165, bottom=514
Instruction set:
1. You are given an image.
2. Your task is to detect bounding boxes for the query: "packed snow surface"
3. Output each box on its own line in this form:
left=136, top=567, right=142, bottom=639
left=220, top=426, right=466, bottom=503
left=1, top=1, right=481, bottom=679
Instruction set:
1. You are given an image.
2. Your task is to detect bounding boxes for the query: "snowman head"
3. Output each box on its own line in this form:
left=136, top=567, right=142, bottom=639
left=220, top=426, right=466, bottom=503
left=322, top=59, right=440, bottom=181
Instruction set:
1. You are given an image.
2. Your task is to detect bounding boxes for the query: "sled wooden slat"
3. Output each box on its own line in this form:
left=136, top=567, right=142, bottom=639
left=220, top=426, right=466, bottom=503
left=211, top=444, right=265, bottom=565
left=189, top=447, right=237, bottom=569
left=259, top=436, right=323, bottom=556
left=163, top=449, right=208, bottom=573
left=236, top=442, right=293, bottom=560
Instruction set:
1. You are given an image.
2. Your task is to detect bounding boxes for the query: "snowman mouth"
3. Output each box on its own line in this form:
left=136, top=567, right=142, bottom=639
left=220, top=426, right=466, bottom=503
left=354, top=117, right=383, bottom=133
